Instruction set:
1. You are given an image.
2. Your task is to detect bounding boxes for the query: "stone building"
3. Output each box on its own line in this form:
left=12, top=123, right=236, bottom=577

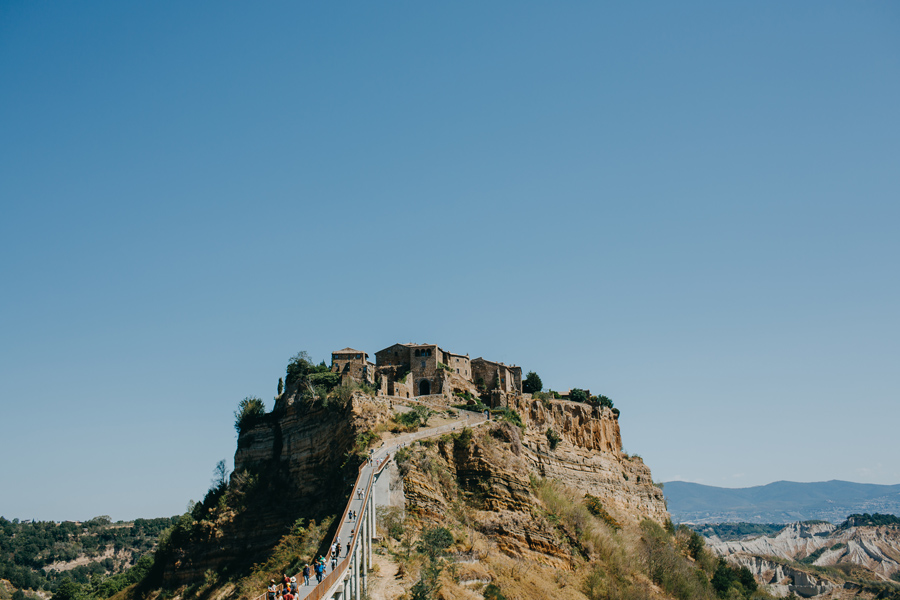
left=374, top=343, right=471, bottom=397
left=331, top=347, right=374, bottom=385
left=371, top=342, right=523, bottom=404
left=471, top=358, right=523, bottom=394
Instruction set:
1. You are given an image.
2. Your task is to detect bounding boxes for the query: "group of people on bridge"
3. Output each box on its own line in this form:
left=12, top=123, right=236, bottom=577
left=259, top=412, right=480, bottom=600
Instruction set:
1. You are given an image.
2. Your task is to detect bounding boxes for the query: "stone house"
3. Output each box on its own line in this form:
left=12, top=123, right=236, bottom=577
left=374, top=343, right=470, bottom=397
left=471, top=358, right=522, bottom=394
left=331, top=347, right=374, bottom=385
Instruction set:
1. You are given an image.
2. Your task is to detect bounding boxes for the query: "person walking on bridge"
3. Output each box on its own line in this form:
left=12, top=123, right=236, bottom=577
left=302, top=565, right=310, bottom=586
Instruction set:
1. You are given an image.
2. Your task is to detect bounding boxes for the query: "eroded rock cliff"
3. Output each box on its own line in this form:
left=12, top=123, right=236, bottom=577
left=707, top=522, right=900, bottom=598
left=399, top=396, right=669, bottom=564
left=157, top=391, right=390, bottom=586
left=510, top=395, right=669, bottom=525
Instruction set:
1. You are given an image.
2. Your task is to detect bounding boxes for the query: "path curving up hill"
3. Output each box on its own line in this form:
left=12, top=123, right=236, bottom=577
left=257, top=408, right=489, bottom=600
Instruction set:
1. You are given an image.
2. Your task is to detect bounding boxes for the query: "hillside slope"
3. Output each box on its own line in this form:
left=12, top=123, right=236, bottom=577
left=706, top=519, right=900, bottom=598
left=125, top=376, right=751, bottom=600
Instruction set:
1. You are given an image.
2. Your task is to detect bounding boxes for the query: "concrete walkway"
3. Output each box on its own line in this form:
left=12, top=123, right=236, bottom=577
left=288, top=408, right=489, bottom=600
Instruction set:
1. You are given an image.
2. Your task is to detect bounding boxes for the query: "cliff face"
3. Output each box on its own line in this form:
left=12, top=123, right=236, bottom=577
left=157, top=390, right=667, bottom=589
left=400, top=396, right=669, bottom=564
left=510, top=396, right=669, bottom=525
left=234, top=391, right=390, bottom=497
left=400, top=422, right=571, bottom=564
left=158, top=392, right=390, bottom=587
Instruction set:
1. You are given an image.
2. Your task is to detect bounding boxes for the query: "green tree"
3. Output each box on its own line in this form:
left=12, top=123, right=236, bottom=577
left=569, top=388, right=588, bottom=403
left=418, top=526, right=453, bottom=560
left=412, top=404, right=431, bottom=427
left=736, top=567, right=756, bottom=595
left=412, top=527, right=454, bottom=599
left=680, top=525, right=705, bottom=560
left=52, top=580, right=84, bottom=600
left=595, top=395, right=614, bottom=409
left=711, top=559, right=739, bottom=598
left=277, top=377, right=284, bottom=396
left=284, top=351, right=316, bottom=389
left=581, top=565, right=606, bottom=600
left=234, top=396, right=265, bottom=434
left=523, top=371, right=542, bottom=393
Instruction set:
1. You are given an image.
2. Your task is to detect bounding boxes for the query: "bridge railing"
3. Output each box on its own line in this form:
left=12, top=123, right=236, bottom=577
left=251, top=454, right=378, bottom=600
left=308, top=452, right=391, bottom=600
left=252, top=415, right=487, bottom=600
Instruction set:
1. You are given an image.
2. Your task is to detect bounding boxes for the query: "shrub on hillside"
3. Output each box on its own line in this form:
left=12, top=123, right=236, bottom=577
left=308, top=371, right=340, bottom=390
left=583, top=494, right=621, bottom=531
left=234, top=396, right=266, bottom=433
left=569, top=388, right=589, bottom=404
left=546, top=428, right=562, bottom=450
left=491, top=407, right=524, bottom=430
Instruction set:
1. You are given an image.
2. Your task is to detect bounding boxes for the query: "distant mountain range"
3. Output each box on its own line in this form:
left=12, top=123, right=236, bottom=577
left=663, top=480, right=900, bottom=524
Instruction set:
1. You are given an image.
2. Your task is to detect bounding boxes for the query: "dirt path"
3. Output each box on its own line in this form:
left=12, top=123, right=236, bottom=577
left=368, top=553, right=406, bottom=600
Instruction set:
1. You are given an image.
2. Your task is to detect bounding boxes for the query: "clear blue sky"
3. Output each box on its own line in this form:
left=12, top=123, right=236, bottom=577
left=2, top=2, right=898, bottom=522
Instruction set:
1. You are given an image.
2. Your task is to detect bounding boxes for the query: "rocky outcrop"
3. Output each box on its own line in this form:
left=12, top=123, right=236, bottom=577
left=235, top=391, right=390, bottom=497
left=401, top=396, right=670, bottom=563
left=708, top=523, right=900, bottom=598
left=728, top=555, right=837, bottom=598
left=400, top=422, right=573, bottom=563
left=709, top=522, right=837, bottom=561
left=510, top=396, right=669, bottom=525
left=158, top=391, right=391, bottom=586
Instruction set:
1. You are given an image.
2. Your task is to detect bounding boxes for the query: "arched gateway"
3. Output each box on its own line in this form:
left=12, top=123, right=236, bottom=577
left=418, top=379, right=431, bottom=396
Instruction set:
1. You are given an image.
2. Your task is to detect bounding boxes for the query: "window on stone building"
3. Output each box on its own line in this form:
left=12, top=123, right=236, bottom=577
left=421, top=361, right=426, bottom=369
left=415, top=350, right=420, bottom=357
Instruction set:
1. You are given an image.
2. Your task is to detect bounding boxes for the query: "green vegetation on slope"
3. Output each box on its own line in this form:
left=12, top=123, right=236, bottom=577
left=840, top=512, right=900, bottom=528
left=0, top=516, right=177, bottom=597
left=385, top=424, right=776, bottom=600
left=690, top=523, right=787, bottom=540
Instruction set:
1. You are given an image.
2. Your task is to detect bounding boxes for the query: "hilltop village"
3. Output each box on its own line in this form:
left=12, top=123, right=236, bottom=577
left=330, top=342, right=525, bottom=407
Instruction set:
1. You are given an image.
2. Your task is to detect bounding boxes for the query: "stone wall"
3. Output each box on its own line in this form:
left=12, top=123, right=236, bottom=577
left=375, top=343, right=410, bottom=368
left=409, top=344, right=439, bottom=396
left=389, top=375, right=413, bottom=398
left=445, top=353, right=472, bottom=379
left=471, top=358, right=521, bottom=393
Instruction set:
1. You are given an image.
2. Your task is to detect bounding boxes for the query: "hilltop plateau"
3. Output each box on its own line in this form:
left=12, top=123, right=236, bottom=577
left=3, top=344, right=795, bottom=600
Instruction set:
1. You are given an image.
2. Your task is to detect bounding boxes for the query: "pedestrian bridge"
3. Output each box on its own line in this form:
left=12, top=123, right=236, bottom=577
left=255, top=409, right=488, bottom=600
